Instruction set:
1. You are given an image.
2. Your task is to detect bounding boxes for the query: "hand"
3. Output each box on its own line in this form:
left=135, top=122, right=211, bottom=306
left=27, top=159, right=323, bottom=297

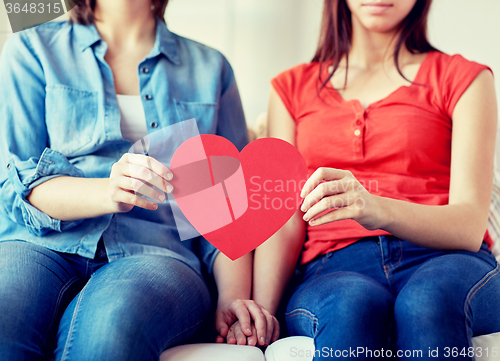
left=108, top=153, right=174, bottom=213
left=222, top=321, right=258, bottom=346
left=215, top=299, right=279, bottom=347
left=223, top=320, right=279, bottom=347
left=300, top=167, right=385, bottom=230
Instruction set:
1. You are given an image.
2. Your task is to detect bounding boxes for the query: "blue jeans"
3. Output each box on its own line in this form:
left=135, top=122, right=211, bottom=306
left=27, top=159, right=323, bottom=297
left=0, top=240, right=212, bottom=361
left=285, top=236, right=500, bottom=360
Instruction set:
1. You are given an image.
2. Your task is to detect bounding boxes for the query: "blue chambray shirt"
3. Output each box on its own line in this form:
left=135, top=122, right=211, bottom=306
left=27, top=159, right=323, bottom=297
left=0, top=19, right=248, bottom=276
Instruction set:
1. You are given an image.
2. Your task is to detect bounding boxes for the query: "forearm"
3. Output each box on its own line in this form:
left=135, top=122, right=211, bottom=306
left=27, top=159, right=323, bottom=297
left=27, top=176, right=113, bottom=221
left=213, top=252, right=253, bottom=304
left=379, top=196, right=489, bottom=252
left=252, top=210, right=306, bottom=315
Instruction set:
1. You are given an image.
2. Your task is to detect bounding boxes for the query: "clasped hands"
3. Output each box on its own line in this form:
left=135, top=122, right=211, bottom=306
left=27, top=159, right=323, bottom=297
left=215, top=299, right=279, bottom=347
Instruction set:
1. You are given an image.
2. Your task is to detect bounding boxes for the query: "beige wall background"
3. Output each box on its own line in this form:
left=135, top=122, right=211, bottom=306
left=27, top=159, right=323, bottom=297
left=1, top=0, right=499, bottom=128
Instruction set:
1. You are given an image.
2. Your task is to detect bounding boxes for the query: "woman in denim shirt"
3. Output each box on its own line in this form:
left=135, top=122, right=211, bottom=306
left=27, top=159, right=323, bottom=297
left=0, top=0, right=278, bottom=359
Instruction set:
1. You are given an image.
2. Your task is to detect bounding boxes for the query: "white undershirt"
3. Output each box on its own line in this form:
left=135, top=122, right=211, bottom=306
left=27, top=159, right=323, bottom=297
left=116, top=95, right=149, bottom=151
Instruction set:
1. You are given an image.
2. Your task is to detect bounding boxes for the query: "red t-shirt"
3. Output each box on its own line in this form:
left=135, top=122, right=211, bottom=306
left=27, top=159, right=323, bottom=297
left=271, top=51, right=493, bottom=264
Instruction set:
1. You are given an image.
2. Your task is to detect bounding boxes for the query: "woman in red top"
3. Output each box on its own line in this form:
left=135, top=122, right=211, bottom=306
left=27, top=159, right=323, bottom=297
left=249, top=0, right=499, bottom=357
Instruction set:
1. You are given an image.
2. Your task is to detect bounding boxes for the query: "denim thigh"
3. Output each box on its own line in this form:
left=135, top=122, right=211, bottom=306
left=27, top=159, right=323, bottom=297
left=286, top=236, right=500, bottom=354
left=0, top=241, right=83, bottom=361
left=54, top=255, right=212, bottom=361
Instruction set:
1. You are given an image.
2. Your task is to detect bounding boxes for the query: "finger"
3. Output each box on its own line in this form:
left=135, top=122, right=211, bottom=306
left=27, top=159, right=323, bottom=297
left=303, top=192, right=356, bottom=222
left=301, top=176, right=357, bottom=213
left=231, top=302, right=252, bottom=336
left=112, top=189, right=158, bottom=211
left=300, top=181, right=334, bottom=213
left=264, top=310, right=274, bottom=346
left=271, top=318, right=280, bottom=343
left=246, top=303, right=267, bottom=346
left=233, top=323, right=247, bottom=345
left=247, top=324, right=258, bottom=347
left=300, top=167, right=349, bottom=199
left=122, top=163, right=173, bottom=194
left=215, top=335, right=224, bottom=343
left=116, top=176, right=166, bottom=203
left=309, top=203, right=358, bottom=226
left=226, top=326, right=237, bottom=345
left=124, top=153, right=173, bottom=182
left=214, top=312, right=229, bottom=339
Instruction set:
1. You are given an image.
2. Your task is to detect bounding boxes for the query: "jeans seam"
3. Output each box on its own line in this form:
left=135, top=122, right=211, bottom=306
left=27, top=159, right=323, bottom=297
left=60, top=279, right=92, bottom=361
left=382, top=263, right=390, bottom=282
left=387, top=240, right=403, bottom=271
left=285, top=308, right=319, bottom=336
left=463, top=262, right=500, bottom=345
left=41, top=276, right=80, bottom=350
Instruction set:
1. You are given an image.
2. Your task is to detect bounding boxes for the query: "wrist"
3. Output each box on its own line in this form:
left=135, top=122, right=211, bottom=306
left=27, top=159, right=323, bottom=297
left=217, top=293, right=249, bottom=307
left=100, top=178, right=117, bottom=215
left=251, top=292, right=279, bottom=316
left=256, top=300, right=278, bottom=316
left=376, top=196, right=395, bottom=231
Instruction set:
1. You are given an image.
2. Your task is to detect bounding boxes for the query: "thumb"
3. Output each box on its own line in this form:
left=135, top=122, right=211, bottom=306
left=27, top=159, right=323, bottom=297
left=214, top=313, right=229, bottom=338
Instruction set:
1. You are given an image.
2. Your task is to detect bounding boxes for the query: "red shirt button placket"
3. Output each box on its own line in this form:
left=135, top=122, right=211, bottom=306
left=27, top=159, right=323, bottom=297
left=354, top=114, right=364, bottom=154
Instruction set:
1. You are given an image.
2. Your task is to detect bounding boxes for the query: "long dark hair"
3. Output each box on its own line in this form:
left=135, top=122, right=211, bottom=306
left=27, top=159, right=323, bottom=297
left=313, top=0, right=437, bottom=90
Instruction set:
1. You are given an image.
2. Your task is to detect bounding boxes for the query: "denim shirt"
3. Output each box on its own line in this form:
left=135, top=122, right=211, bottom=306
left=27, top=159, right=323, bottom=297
left=0, top=19, right=248, bottom=275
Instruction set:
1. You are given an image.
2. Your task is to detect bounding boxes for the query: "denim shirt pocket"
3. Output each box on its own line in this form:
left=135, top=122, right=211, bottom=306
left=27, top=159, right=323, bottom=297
left=173, top=100, right=218, bottom=134
left=45, top=85, right=98, bottom=157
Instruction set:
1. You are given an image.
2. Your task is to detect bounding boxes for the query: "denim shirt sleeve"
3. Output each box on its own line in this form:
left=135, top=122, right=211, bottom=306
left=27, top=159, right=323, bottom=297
left=198, top=57, right=250, bottom=274
left=0, top=32, right=85, bottom=236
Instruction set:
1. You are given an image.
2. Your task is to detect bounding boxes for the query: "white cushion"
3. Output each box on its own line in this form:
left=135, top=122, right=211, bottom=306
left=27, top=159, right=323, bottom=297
left=265, top=337, right=314, bottom=361
left=473, top=332, right=500, bottom=360
left=159, top=343, right=265, bottom=361
left=265, top=335, right=500, bottom=361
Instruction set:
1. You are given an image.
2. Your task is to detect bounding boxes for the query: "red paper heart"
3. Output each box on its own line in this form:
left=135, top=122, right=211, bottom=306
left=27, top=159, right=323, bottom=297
left=169, top=135, right=308, bottom=260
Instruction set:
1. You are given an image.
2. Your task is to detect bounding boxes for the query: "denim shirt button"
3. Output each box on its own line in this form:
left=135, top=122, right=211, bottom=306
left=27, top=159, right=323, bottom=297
left=150, top=122, right=158, bottom=128
left=141, top=67, right=149, bottom=74
left=6, top=163, right=11, bottom=169
left=144, top=94, right=152, bottom=100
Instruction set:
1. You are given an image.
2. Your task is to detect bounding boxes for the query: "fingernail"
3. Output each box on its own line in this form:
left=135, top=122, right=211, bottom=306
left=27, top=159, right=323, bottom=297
left=309, top=219, right=315, bottom=225
left=260, top=337, right=265, bottom=344
left=166, top=172, right=173, bottom=180
left=166, top=184, right=173, bottom=193
left=303, top=214, right=309, bottom=221
left=300, top=205, right=306, bottom=212
left=266, top=338, right=269, bottom=345
left=158, top=194, right=165, bottom=202
left=246, top=328, right=251, bottom=334
left=152, top=203, right=158, bottom=210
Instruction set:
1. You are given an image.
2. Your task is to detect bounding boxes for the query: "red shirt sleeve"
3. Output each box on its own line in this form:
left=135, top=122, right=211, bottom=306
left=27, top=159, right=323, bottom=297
left=441, top=54, right=492, bottom=118
left=271, top=63, right=320, bottom=122
left=271, top=67, right=298, bottom=121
